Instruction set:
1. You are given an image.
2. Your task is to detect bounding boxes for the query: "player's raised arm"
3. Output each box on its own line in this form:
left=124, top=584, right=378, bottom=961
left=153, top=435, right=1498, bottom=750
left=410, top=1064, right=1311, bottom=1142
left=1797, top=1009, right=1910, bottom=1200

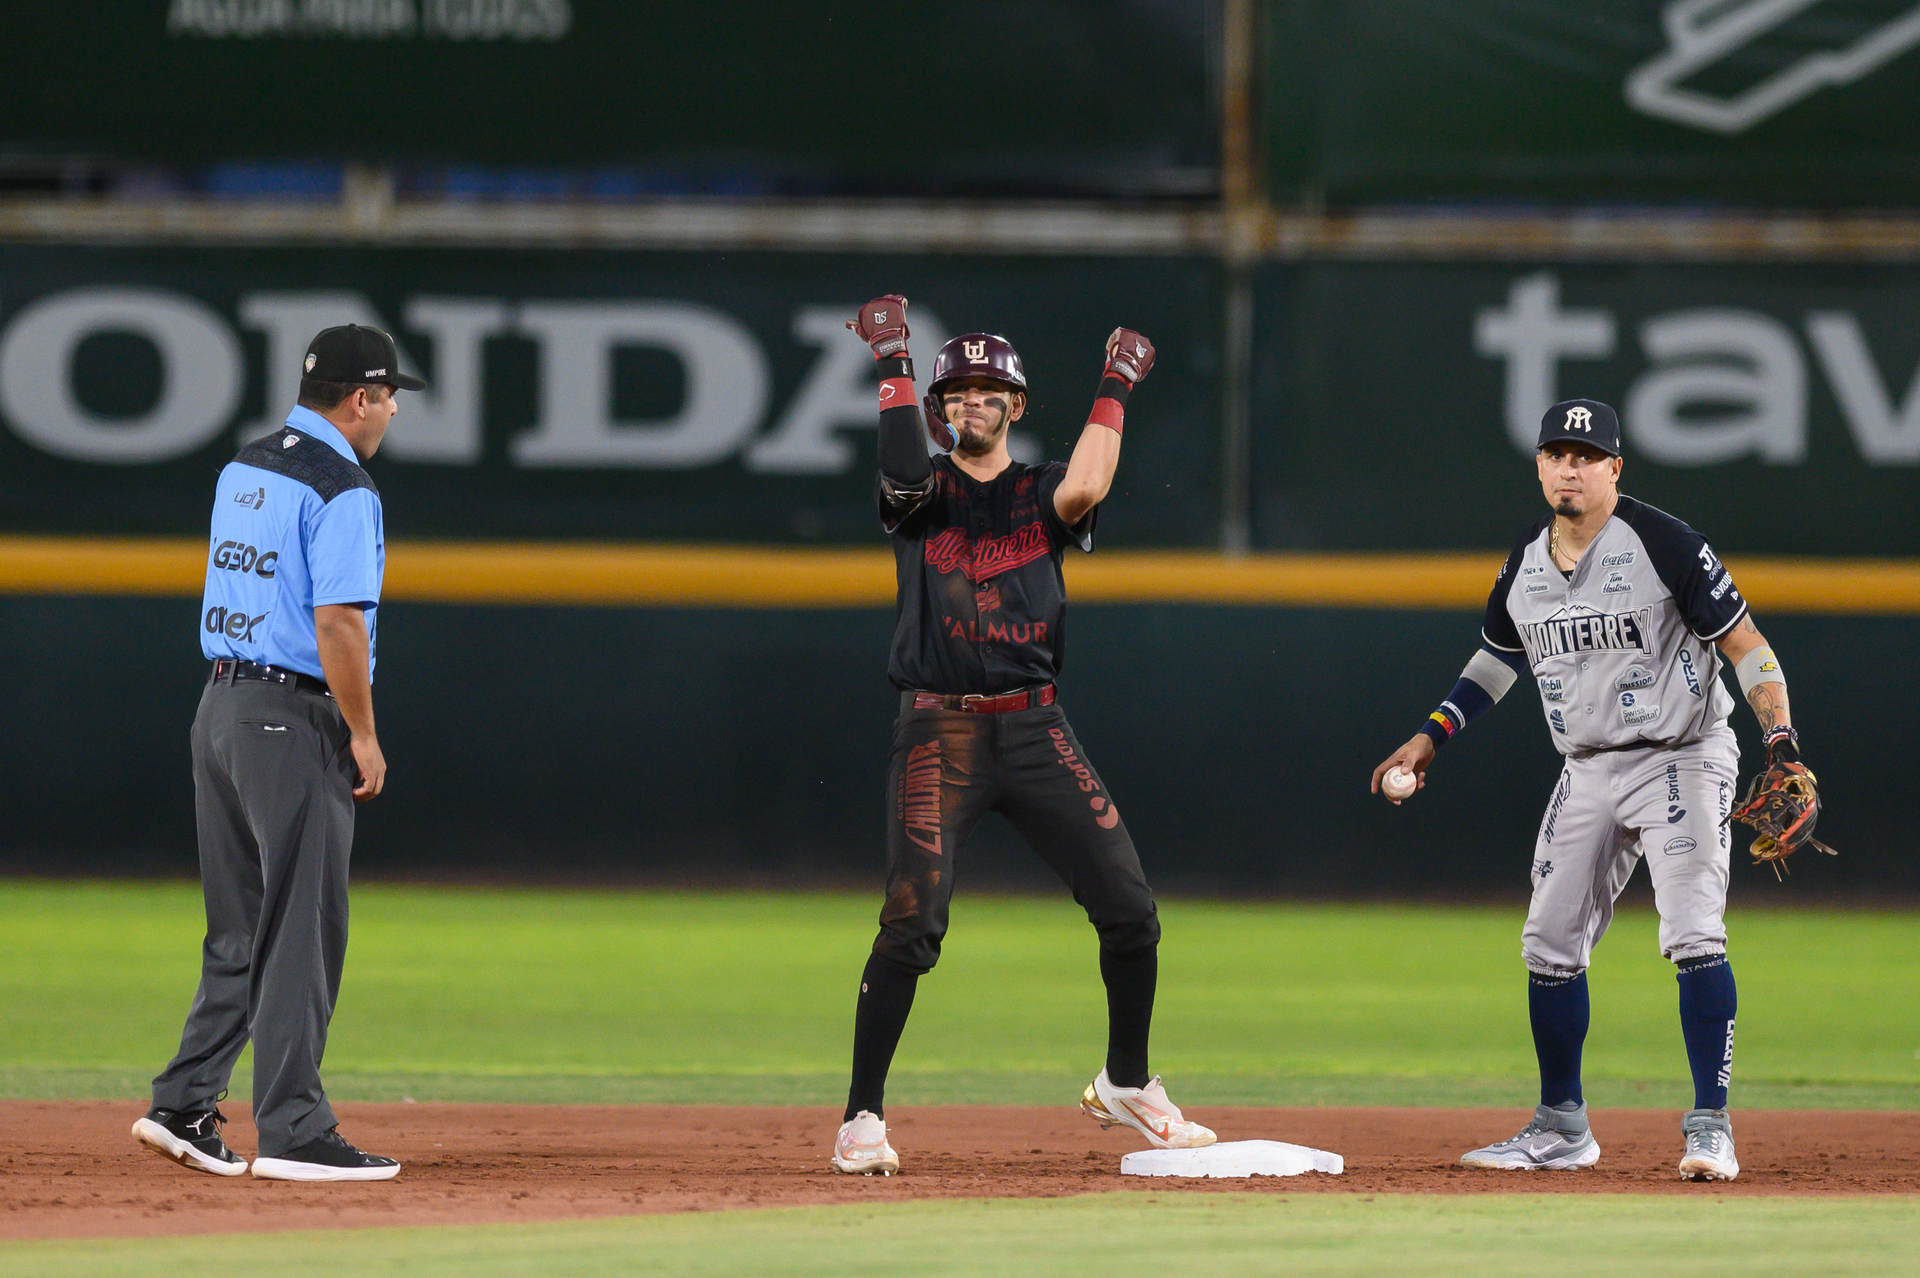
left=848, top=296, right=936, bottom=519
left=1054, top=328, right=1153, bottom=527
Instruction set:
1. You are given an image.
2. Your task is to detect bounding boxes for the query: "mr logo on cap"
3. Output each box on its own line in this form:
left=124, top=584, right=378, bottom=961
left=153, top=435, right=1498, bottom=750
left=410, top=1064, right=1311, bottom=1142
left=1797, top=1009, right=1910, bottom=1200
left=303, top=324, right=427, bottom=391
left=1537, top=398, right=1620, bottom=457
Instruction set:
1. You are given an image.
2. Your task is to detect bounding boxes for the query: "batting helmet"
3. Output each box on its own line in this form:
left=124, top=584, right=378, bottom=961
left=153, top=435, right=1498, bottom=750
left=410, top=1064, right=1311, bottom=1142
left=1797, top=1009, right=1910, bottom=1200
left=923, top=333, right=1027, bottom=451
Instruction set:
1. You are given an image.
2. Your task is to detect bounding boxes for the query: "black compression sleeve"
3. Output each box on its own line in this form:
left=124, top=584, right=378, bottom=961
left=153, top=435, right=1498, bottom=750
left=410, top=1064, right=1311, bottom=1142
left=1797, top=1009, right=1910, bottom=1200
left=875, top=356, right=932, bottom=487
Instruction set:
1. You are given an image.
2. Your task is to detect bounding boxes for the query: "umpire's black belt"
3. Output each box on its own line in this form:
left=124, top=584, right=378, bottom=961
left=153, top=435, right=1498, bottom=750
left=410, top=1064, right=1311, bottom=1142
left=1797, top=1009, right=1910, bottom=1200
left=906, top=683, right=1056, bottom=714
left=210, top=658, right=331, bottom=697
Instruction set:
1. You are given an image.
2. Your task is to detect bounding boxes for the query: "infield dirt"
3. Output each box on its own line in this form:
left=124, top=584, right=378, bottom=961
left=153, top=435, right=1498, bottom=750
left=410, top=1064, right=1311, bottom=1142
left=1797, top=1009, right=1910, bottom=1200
left=6, top=1101, right=1916, bottom=1240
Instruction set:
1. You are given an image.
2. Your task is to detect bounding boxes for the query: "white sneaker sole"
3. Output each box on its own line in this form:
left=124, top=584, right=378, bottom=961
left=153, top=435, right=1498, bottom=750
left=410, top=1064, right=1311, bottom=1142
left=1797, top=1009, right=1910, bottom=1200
left=1080, top=1089, right=1217, bottom=1150
left=251, top=1156, right=401, bottom=1182
left=1679, top=1156, right=1739, bottom=1182
left=1461, top=1141, right=1601, bottom=1171
left=831, top=1149, right=899, bottom=1176
left=131, top=1117, right=247, bottom=1177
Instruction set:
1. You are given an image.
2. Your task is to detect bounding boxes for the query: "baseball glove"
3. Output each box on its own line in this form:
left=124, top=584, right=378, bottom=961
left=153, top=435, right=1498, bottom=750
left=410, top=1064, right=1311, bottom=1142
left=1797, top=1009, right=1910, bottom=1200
left=1724, top=734, right=1836, bottom=877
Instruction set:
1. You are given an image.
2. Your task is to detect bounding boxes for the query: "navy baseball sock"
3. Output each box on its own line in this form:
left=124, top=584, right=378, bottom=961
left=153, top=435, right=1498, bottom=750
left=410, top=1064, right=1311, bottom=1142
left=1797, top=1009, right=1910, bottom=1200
left=1676, top=954, right=1737, bottom=1111
left=1099, top=946, right=1156, bottom=1089
left=845, top=955, right=918, bottom=1122
left=1529, top=971, right=1589, bottom=1108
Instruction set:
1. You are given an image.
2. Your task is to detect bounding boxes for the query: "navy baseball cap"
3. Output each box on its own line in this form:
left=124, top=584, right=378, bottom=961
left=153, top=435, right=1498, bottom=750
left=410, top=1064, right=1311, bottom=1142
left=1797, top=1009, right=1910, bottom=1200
left=1537, top=398, right=1620, bottom=457
left=303, top=324, right=427, bottom=391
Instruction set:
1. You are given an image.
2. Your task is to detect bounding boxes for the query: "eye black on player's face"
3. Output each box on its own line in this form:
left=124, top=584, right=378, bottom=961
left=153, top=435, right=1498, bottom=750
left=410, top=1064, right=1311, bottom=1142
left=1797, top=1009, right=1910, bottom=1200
left=1537, top=441, right=1622, bottom=518
left=942, top=377, right=1026, bottom=455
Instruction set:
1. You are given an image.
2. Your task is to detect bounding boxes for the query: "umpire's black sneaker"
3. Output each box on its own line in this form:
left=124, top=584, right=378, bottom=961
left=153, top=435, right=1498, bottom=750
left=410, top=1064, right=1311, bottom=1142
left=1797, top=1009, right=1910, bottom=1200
left=251, top=1126, right=401, bottom=1182
left=131, top=1106, right=248, bottom=1176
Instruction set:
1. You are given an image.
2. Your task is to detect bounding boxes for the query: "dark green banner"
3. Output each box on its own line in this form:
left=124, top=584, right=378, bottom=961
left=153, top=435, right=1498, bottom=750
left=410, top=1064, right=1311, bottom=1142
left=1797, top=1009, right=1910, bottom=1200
left=0, top=246, right=1224, bottom=545
left=1, top=2, right=1215, bottom=195
left=1252, top=261, right=1920, bottom=554
left=1267, top=1, right=1920, bottom=204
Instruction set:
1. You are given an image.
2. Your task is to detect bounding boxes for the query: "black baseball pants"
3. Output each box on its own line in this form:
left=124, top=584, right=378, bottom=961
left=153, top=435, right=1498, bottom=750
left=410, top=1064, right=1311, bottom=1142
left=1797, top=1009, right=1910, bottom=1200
left=845, top=695, right=1160, bottom=1119
left=151, top=675, right=357, bottom=1157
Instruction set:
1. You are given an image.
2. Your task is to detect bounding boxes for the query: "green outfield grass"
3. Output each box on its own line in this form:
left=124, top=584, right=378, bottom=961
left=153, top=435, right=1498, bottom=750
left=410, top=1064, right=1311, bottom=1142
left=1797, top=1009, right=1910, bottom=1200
left=8, top=1195, right=1919, bottom=1278
left=1, top=881, right=1914, bottom=1108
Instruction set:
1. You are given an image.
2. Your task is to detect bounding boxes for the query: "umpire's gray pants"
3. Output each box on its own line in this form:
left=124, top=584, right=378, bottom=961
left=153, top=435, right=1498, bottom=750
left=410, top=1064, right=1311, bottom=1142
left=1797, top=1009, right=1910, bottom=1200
left=151, top=675, right=356, bottom=1156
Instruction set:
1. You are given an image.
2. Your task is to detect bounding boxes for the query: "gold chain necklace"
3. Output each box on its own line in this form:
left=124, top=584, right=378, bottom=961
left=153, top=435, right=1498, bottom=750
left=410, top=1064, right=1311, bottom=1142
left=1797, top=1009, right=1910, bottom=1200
left=1550, top=518, right=1566, bottom=568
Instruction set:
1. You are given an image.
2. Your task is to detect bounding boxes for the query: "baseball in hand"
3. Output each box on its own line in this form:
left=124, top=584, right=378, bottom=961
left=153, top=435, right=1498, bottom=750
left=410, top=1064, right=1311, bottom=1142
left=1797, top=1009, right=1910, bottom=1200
left=1383, top=768, right=1417, bottom=801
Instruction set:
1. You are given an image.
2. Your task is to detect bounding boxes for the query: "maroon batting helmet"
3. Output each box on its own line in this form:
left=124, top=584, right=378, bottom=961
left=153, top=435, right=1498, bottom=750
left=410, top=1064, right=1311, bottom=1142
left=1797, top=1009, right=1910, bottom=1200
left=923, top=333, right=1027, bottom=450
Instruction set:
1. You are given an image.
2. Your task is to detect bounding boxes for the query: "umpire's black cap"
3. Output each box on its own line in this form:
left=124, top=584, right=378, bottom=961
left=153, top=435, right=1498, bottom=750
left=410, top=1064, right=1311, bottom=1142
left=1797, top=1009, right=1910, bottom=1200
left=1537, top=398, right=1620, bottom=457
left=304, top=324, right=427, bottom=391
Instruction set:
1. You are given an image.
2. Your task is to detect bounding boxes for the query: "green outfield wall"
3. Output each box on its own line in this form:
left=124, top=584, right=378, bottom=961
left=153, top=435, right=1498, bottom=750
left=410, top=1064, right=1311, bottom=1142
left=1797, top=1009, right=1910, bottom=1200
left=4, top=247, right=1920, bottom=554
left=2, top=595, right=1906, bottom=894
left=2, top=2, right=1216, bottom=196
left=1251, top=261, right=1920, bottom=555
left=1266, top=0, right=1920, bottom=205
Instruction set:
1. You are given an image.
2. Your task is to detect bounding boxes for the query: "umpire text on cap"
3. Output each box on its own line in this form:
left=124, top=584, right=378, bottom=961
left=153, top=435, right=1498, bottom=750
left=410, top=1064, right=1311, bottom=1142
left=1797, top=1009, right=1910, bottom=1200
left=1537, top=398, right=1620, bottom=457
left=304, top=324, right=427, bottom=391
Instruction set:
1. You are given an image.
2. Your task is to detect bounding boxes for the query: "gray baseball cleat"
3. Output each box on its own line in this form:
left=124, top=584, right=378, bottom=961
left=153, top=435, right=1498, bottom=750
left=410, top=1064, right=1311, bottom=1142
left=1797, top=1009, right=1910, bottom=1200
left=1678, top=1109, right=1739, bottom=1181
left=1460, top=1102, right=1601, bottom=1170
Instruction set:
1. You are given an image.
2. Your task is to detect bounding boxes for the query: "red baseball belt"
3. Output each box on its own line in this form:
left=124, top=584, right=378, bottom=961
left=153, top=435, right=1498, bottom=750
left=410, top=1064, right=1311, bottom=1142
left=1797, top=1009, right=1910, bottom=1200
left=912, top=684, right=1056, bottom=714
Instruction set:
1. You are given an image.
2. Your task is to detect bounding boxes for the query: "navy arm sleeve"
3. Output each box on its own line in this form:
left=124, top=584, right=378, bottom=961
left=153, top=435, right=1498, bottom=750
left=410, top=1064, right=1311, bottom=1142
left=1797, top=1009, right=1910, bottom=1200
left=1616, top=496, right=1749, bottom=640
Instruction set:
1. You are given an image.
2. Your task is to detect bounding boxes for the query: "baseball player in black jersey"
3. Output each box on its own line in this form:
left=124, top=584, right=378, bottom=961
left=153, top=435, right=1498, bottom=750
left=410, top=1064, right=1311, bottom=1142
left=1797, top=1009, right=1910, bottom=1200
left=1372, top=399, right=1822, bottom=1182
left=828, top=296, right=1216, bottom=1175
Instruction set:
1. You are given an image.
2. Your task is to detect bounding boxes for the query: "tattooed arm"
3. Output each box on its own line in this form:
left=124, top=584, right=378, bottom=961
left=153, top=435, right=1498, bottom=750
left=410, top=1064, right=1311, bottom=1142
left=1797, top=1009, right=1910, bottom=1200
left=1716, top=614, right=1791, bottom=735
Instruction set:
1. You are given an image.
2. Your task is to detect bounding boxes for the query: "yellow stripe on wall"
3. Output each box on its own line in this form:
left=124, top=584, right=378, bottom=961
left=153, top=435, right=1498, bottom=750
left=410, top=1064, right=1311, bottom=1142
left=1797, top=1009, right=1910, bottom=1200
left=0, top=536, right=1915, bottom=613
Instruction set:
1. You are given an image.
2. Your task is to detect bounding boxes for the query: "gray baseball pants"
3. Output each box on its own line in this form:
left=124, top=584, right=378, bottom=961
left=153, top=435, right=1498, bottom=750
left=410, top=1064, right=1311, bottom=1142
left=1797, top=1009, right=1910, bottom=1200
left=1522, top=729, right=1740, bottom=978
left=151, top=674, right=356, bottom=1157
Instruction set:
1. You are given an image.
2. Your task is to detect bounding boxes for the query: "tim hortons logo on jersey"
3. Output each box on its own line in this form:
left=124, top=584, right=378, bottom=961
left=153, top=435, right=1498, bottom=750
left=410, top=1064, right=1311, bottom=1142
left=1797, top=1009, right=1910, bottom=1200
left=924, top=523, right=1050, bottom=583
left=1602, top=570, right=1632, bottom=594
left=1517, top=604, right=1654, bottom=662
left=899, top=741, right=943, bottom=854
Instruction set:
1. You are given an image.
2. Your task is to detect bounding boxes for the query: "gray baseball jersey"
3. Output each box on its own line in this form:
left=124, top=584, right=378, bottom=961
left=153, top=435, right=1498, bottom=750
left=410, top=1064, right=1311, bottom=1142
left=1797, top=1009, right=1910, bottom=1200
left=1482, top=495, right=1748, bottom=757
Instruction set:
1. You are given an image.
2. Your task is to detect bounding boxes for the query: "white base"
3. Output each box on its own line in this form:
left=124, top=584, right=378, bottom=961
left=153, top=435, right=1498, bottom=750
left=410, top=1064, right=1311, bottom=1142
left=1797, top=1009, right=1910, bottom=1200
left=1121, top=1139, right=1343, bottom=1178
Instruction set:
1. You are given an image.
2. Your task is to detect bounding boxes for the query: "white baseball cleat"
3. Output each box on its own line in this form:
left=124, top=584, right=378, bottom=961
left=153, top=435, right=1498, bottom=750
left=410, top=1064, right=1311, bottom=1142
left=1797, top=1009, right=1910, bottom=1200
left=1081, top=1069, right=1217, bottom=1149
left=1461, top=1103, right=1602, bottom=1170
left=831, top=1110, right=899, bottom=1175
left=1678, top=1109, right=1740, bottom=1181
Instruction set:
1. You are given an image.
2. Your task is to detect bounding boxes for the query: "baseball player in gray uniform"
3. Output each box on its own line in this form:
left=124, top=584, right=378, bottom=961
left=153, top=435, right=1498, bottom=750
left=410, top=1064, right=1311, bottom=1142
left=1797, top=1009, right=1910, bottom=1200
left=1372, top=398, right=1812, bottom=1182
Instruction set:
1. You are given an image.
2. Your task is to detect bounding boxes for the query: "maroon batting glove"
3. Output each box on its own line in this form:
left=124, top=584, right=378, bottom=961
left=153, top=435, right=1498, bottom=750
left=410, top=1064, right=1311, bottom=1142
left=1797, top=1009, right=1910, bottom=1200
left=848, top=295, right=911, bottom=359
left=1104, top=327, right=1155, bottom=384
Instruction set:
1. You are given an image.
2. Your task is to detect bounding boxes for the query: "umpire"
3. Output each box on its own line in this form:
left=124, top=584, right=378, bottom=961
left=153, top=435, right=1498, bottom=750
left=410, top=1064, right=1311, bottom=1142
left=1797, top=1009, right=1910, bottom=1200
left=133, top=325, right=422, bottom=1182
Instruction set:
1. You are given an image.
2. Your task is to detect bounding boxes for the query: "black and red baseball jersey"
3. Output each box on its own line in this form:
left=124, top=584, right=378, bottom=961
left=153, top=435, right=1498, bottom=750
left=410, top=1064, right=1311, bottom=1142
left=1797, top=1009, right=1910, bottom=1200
left=879, top=454, right=1096, bottom=696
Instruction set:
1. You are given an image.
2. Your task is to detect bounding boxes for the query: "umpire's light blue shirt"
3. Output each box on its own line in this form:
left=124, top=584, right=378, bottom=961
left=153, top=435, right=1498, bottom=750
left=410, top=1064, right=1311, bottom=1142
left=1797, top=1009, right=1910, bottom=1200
left=200, top=407, right=385, bottom=680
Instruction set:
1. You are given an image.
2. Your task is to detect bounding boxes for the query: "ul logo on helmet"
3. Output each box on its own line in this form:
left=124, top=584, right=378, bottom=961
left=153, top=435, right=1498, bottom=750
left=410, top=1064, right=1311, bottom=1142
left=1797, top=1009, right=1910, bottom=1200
left=1565, top=406, right=1592, bottom=432
left=963, top=340, right=987, bottom=361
